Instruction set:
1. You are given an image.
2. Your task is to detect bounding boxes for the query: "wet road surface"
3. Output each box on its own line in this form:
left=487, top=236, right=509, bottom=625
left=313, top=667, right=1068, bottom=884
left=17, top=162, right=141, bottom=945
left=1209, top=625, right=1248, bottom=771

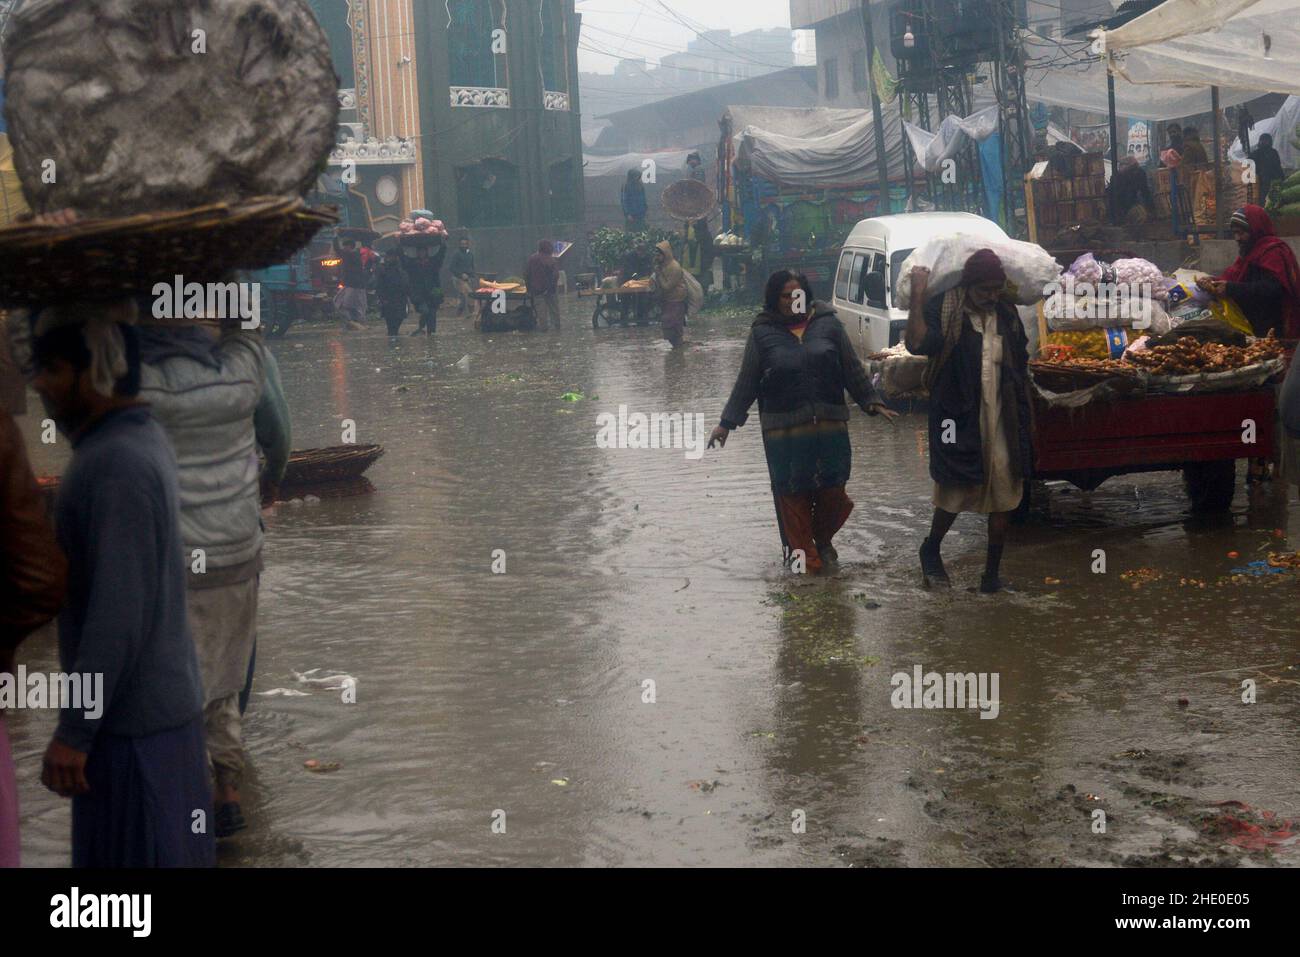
left=12, top=299, right=1300, bottom=866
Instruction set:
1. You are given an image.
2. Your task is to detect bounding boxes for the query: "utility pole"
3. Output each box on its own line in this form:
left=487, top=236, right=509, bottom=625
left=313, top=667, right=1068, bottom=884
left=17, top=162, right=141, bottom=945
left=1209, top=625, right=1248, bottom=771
left=861, top=0, right=893, bottom=212
left=1107, top=70, right=1119, bottom=225
left=1212, top=85, right=1225, bottom=239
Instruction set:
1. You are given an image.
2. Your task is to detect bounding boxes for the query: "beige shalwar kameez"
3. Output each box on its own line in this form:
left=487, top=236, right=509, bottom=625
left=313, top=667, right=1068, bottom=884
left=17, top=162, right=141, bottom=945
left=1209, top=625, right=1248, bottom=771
left=933, top=308, right=1024, bottom=515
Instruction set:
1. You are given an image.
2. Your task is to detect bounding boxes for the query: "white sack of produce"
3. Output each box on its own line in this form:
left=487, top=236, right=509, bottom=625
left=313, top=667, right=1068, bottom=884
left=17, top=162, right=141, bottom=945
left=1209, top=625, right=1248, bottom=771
left=1046, top=291, right=1172, bottom=334
left=3, top=0, right=338, bottom=217
left=895, top=234, right=1062, bottom=309
left=1110, top=258, right=1166, bottom=289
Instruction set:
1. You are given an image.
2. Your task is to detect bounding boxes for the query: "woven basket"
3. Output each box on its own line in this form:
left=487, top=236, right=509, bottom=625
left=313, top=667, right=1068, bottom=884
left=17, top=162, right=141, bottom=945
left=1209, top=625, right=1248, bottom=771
left=662, top=180, right=716, bottom=221
left=0, top=197, right=337, bottom=307
left=1029, top=360, right=1142, bottom=395
left=282, top=444, right=385, bottom=487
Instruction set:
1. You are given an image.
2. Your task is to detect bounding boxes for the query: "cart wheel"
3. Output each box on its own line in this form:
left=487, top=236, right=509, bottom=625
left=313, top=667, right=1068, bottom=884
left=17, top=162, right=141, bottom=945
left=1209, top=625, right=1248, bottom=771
left=1183, top=460, right=1237, bottom=513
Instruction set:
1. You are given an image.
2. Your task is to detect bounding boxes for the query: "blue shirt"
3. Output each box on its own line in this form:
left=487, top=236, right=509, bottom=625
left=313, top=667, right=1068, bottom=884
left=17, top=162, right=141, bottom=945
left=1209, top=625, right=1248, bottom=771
left=54, top=404, right=203, bottom=750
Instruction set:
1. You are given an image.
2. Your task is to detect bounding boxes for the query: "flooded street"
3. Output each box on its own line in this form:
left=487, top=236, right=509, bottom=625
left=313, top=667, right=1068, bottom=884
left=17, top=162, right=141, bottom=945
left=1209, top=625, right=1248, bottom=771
left=12, top=299, right=1300, bottom=867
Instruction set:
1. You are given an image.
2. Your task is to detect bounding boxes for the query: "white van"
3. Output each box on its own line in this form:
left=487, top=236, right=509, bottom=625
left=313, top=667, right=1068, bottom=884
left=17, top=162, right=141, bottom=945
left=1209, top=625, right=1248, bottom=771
left=831, top=212, right=1011, bottom=362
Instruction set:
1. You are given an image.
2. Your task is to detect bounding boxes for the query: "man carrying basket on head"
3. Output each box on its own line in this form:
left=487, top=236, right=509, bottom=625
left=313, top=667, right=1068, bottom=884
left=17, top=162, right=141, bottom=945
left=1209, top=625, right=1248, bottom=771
left=0, top=0, right=339, bottom=862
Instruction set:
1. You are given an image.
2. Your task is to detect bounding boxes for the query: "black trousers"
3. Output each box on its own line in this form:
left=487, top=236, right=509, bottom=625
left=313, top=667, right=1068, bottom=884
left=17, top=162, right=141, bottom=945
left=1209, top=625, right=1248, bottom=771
left=381, top=306, right=407, bottom=336
left=414, top=293, right=442, bottom=332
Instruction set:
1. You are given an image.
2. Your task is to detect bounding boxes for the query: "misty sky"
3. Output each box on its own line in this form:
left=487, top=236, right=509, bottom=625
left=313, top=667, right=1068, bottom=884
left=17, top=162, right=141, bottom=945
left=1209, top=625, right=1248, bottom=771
left=575, top=0, right=805, bottom=74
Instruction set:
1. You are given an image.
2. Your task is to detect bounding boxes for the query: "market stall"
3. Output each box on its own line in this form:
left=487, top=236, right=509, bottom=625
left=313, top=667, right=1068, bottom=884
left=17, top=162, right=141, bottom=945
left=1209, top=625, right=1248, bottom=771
left=716, top=106, right=910, bottom=291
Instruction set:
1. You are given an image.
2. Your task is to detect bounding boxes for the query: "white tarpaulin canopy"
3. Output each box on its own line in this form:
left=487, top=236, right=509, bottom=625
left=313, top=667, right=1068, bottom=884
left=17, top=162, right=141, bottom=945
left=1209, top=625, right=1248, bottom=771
left=732, top=107, right=908, bottom=187
left=1096, top=0, right=1300, bottom=97
left=1023, top=36, right=1257, bottom=120
left=723, top=106, right=876, bottom=143
left=582, top=150, right=695, bottom=178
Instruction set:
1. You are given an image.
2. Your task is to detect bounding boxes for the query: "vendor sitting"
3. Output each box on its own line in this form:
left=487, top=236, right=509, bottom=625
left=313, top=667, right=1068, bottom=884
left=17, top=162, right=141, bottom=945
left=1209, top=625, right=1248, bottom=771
left=1198, top=204, right=1300, bottom=486
left=1196, top=205, right=1300, bottom=340
left=1109, top=155, right=1154, bottom=225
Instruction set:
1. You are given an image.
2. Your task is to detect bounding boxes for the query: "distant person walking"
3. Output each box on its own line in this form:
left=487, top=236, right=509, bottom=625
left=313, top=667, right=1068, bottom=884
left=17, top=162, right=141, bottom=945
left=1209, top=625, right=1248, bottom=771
left=402, top=238, right=447, bottom=335
left=622, top=169, right=647, bottom=232
left=374, top=250, right=410, bottom=337
left=652, top=240, right=687, bottom=348
left=333, top=236, right=369, bottom=331
left=526, top=239, right=561, bottom=332
left=449, top=234, right=480, bottom=321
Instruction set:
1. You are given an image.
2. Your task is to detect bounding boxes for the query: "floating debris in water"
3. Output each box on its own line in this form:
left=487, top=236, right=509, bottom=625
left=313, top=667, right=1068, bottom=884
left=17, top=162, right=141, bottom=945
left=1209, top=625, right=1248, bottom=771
left=559, top=391, right=586, bottom=402
left=293, top=669, right=356, bottom=690
left=1112, top=748, right=1149, bottom=760
left=1121, top=568, right=1161, bottom=588
left=304, top=760, right=342, bottom=773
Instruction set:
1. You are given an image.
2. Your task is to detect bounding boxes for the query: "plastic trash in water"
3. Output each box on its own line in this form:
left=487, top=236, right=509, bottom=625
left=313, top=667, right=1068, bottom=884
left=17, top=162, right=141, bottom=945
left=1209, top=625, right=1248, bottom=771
left=1229, top=561, right=1285, bottom=577
left=292, top=668, right=357, bottom=690
left=454, top=355, right=471, bottom=371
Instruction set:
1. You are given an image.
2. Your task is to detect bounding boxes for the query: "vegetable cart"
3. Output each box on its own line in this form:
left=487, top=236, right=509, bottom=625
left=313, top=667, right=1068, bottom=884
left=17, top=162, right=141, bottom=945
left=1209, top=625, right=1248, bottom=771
left=581, top=286, right=662, bottom=329
left=473, top=289, right=536, bottom=333
left=1028, top=386, right=1279, bottom=513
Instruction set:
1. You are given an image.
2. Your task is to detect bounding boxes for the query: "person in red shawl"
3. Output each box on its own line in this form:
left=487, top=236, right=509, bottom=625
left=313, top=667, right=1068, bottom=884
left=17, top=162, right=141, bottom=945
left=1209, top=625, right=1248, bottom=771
left=1197, top=205, right=1300, bottom=340
left=1198, top=204, right=1300, bottom=484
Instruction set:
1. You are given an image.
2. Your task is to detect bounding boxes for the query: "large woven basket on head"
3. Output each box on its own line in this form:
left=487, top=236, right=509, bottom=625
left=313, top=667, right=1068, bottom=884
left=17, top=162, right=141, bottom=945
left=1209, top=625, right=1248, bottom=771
left=0, top=0, right=340, bottom=305
left=661, top=179, right=716, bottom=222
left=0, top=197, right=337, bottom=307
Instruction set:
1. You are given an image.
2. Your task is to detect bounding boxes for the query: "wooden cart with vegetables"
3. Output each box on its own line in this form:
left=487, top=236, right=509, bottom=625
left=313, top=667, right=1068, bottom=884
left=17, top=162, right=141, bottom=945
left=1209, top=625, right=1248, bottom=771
left=1025, top=336, right=1290, bottom=513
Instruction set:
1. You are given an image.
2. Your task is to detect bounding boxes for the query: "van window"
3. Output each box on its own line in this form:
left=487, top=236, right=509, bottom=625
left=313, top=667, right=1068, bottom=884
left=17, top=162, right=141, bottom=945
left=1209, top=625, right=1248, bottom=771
left=833, top=251, right=854, bottom=301
left=846, top=253, right=867, bottom=304
left=865, top=254, right=887, bottom=308
left=890, top=248, right=914, bottom=303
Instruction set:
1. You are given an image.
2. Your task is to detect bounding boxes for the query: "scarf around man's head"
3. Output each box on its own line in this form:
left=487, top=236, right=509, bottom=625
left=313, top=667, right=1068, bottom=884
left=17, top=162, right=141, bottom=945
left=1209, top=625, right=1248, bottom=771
left=1223, top=204, right=1300, bottom=337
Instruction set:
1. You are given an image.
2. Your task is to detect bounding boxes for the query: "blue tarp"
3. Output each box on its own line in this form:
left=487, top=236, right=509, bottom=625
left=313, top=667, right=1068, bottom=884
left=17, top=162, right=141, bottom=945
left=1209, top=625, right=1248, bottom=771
left=979, top=133, right=1004, bottom=228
